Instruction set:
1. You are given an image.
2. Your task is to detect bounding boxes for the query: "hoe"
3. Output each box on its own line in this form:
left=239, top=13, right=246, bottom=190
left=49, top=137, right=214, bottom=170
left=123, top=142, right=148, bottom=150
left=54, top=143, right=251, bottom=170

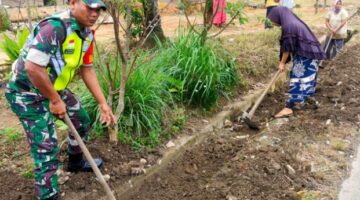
left=64, top=114, right=117, bottom=200
left=241, top=69, right=282, bottom=130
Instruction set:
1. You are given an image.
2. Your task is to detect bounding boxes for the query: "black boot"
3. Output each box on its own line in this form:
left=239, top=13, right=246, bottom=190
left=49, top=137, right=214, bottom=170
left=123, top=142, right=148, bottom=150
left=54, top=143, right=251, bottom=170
left=42, top=193, right=58, bottom=200
left=67, top=153, right=103, bottom=172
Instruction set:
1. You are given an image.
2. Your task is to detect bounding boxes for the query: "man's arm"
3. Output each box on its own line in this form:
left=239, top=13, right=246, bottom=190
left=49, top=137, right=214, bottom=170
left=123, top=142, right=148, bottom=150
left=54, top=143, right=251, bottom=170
left=25, top=61, right=66, bottom=117
left=80, top=66, right=116, bottom=126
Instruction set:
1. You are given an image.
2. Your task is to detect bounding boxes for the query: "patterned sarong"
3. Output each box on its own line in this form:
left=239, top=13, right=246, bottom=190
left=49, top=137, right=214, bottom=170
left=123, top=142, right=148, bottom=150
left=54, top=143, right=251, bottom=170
left=286, top=55, right=319, bottom=108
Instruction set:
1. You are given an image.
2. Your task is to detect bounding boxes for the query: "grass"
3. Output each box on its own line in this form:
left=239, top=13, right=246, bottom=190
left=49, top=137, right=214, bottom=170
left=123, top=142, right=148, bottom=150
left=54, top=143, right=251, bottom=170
left=78, top=50, right=172, bottom=148
left=157, top=31, right=239, bottom=108
left=76, top=30, right=238, bottom=148
left=0, top=127, right=22, bottom=144
left=0, top=6, right=11, bottom=32
left=220, top=29, right=280, bottom=79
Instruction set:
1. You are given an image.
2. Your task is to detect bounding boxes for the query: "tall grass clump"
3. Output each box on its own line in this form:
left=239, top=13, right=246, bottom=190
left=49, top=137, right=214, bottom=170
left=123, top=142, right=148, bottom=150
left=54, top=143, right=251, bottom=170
left=157, top=31, right=238, bottom=108
left=0, top=6, right=11, bottom=32
left=79, top=51, right=172, bottom=147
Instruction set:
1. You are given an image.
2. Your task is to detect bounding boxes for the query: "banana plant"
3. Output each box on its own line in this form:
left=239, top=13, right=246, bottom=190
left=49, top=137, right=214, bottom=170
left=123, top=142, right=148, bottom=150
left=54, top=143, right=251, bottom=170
left=0, top=26, right=30, bottom=63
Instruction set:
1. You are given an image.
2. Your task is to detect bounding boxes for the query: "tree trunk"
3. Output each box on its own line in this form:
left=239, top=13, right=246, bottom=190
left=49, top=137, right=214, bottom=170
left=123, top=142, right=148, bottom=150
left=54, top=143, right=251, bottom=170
left=315, top=0, right=319, bottom=14
left=324, top=0, right=327, bottom=8
left=142, top=0, right=165, bottom=47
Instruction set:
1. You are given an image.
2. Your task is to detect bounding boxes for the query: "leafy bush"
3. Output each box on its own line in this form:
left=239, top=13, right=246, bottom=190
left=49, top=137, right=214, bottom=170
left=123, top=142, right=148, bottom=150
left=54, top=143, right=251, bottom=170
left=226, top=2, right=248, bottom=25
left=156, top=31, right=238, bottom=108
left=0, top=26, right=30, bottom=62
left=0, top=6, right=11, bottom=32
left=79, top=52, right=172, bottom=147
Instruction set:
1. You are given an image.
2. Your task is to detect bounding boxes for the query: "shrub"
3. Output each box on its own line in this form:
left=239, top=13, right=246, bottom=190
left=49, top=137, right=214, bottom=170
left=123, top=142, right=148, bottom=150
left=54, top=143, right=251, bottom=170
left=157, top=31, right=238, bottom=108
left=0, top=6, right=11, bottom=32
left=0, top=26, right=30, bottom=62
left=79, top=51, right=172, bottom=147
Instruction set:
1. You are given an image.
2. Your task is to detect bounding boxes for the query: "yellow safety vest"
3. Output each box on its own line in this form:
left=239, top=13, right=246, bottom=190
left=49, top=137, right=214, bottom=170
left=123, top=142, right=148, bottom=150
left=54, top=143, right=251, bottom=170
left=32, top=17, right=93, bottom=91
left=53, top=32, right=91, bottom=91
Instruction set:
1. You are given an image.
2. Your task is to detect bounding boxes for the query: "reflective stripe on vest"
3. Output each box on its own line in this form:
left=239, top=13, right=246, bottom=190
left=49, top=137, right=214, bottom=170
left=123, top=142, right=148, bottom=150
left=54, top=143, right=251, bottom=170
left=53, top=32, right=84, bottom=91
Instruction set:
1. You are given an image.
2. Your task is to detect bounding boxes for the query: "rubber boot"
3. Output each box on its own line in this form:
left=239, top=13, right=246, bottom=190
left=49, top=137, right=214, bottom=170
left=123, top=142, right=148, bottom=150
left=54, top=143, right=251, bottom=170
left=67, top=153, right=103, bottom=172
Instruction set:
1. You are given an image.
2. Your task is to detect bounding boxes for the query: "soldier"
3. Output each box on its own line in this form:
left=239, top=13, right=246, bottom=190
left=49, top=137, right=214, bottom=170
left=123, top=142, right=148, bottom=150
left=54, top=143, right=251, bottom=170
left=4, top=0, right=115, bottom=199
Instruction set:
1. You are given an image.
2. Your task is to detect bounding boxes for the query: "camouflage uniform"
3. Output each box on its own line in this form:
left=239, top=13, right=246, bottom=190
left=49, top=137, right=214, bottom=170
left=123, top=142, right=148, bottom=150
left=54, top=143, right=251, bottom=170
left=5, top=6, right=100, bottom=199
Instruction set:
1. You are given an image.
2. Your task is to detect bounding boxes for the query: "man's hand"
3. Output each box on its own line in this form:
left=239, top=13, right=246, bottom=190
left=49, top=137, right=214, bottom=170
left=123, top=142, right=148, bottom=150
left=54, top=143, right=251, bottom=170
left=99, top=103, right=116, bottom=126
left=50, top=99, right=66, bottom=118
left=278, top=62, right=286, bottom=72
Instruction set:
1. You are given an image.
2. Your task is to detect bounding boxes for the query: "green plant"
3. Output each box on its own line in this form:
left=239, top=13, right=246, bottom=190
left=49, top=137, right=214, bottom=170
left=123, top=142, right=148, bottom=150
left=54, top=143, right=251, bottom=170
left=0, top=6, right=11, bottom=32
left=0, top=127, right=22, bottom=144
left=0, top=26, right=30, bottom=62
left=55, top=120, right=68, bottom=131
left=21, top=170, right=35, bottom=179
left=158, top=31, right=238, bottom=108
left=226, top=2, right=248, bottom=25
left=79, top=51, right=172, bottom=147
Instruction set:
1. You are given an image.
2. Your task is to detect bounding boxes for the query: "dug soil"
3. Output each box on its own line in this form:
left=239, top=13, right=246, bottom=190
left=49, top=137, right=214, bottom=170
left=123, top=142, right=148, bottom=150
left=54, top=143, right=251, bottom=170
left=121, top=43, right=360, bottom=199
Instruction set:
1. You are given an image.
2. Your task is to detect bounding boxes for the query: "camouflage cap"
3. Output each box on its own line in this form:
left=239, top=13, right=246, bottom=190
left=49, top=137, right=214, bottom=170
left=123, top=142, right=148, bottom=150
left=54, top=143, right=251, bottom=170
left=82, top=0, right=106, bottom=10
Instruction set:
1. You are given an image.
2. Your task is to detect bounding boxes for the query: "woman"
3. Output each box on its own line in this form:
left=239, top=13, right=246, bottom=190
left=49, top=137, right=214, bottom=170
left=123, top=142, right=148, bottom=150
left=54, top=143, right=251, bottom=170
left=325, top=0, right=348, bottom=59
left=213, top=0, right=226, bottom=27
left=267, top=6, right=326, bottom=118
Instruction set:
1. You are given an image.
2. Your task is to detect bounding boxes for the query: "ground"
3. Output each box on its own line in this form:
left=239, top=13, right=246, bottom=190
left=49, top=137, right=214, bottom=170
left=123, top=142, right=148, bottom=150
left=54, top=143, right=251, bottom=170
left=1, top=1, right=360, bottom=200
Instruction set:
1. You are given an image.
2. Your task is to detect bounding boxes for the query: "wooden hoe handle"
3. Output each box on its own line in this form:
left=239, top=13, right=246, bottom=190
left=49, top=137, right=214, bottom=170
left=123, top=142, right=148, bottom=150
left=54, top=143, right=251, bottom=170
left=248, top=69, right=282, bottom=119
left=64, top=114, right=117, bottom=200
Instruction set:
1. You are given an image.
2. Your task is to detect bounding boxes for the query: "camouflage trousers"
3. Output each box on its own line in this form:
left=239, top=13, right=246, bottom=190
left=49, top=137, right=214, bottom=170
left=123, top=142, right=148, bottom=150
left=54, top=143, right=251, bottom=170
left=5, top=88, right=91, bottom=199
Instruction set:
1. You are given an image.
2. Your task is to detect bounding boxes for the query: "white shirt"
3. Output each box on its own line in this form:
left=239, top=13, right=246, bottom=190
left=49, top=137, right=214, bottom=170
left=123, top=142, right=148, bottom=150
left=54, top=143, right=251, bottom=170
left=326, top=9, right=349, bottom=39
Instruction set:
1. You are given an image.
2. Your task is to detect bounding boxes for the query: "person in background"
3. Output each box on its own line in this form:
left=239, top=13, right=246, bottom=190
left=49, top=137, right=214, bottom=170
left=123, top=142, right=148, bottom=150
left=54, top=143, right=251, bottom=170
left=324, top=0, right=348, bottom=59
left=280, top=0, right=296, bottom=10
left=265, top=0, right=279, bottom=29
left=267, top=7, right=326, bottom=118
left=213, top=0, right=227, bottom=27
left=5, top=0, right=115, bottom=199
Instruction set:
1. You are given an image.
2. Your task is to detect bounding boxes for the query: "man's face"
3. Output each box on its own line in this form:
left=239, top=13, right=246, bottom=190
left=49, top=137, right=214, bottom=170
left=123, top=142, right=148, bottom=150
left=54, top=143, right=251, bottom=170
left=69, top=0, right=101, bottom=27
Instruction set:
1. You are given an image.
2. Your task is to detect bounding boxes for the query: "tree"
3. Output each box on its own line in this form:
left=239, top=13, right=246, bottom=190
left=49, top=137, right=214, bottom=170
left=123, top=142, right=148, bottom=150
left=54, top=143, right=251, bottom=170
left=142, top=0, right=165, bottom=46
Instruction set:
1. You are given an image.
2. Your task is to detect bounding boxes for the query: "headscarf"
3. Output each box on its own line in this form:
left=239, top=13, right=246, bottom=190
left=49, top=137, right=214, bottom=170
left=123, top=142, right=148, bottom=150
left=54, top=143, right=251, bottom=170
left=268, top=6, right=326, bottom=60
left=334, top=0, right=343, bottom=14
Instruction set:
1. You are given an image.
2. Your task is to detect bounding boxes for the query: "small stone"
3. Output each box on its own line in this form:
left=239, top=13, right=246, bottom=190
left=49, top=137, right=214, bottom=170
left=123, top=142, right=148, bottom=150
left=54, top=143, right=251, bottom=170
left=226, top=194, right=238, bottom=200
left=233, top=124, right=243, bottom=132
left=235, top=135, right=249, bottom=140
left=341, top=106, right=346, bottom=110
left=286, top=164, right=296, bottom=175
left=202, top=119, right=209, bottom=123
left=326, top=119, right=332, bottom=125
left=166, top=141, right=176, bottom=148
left=140, top=158, right=147, bottom=165
left=103, top=174, right=111, bottom=181
left=337, top=81, right=342, bottom=86
left=348, top=98, right=357, bottom=104
left=224, top=119, right=232, bottom=128
left=271, top=160, right=281, bottom=170
left=58, top=176, right=69, bottom=185
left=97, top=174, right=111, bottom=182
left=61, top=193, right=65, bottom=197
